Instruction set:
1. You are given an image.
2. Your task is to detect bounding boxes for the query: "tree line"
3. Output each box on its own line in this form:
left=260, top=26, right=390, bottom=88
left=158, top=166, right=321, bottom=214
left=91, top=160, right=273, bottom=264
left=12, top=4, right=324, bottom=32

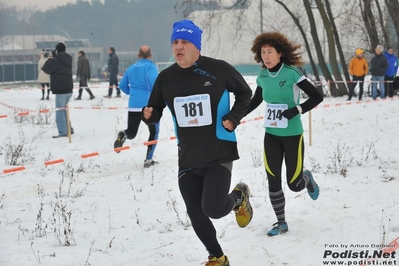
left=1, top=0, right=398, bottom=96
left=175, top=0, right=399, bottom=96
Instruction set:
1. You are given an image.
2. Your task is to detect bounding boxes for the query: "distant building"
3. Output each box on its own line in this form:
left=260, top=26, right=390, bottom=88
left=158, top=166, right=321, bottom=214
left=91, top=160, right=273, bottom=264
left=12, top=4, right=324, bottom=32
left=0, top=35, right=103, bottom=83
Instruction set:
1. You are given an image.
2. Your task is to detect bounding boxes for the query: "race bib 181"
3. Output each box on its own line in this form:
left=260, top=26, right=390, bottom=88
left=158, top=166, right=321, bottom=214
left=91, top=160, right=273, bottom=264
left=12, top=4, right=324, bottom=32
left=174, top=94, right=212, bottom=127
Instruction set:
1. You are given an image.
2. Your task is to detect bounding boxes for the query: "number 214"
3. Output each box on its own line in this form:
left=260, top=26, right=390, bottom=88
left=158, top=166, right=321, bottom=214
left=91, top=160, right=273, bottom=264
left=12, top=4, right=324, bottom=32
left=267, top=109, right=283, bottom=120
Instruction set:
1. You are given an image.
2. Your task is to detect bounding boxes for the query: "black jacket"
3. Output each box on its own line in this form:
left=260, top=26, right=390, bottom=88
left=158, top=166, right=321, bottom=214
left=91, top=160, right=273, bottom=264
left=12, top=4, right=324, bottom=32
left=142, top=56, right=252, bottom=168
left=42, top=52, right=73, bottom=94
left=370, top=53, right=388, bottom=76
left=77, top=55, right=91, bottom=77
left=108, top=52, right=119, bottom=76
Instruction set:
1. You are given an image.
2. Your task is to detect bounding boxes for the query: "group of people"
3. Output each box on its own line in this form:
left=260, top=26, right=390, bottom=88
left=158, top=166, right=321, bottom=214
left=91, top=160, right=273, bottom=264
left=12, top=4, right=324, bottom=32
left=42, top=19, right=323, bottom=265
left=38, top=44, right=123, bottom=137
left=118, top=20, right=322, bottom=265
left=347, top=45, right=398, bottom=101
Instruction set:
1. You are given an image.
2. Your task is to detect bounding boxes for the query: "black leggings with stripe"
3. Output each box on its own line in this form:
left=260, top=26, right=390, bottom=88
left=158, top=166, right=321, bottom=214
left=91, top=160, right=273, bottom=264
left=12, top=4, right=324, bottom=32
left=264, top=133, right=306, bottom=193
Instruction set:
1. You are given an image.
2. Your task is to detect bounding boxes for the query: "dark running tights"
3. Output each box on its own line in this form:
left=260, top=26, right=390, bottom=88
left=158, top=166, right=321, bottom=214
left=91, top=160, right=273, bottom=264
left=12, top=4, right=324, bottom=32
left=125, top=112, right=159, bottom=160
left=178, top=163, right=238, bottom=258
left=264, top=133, right=306, bottom=223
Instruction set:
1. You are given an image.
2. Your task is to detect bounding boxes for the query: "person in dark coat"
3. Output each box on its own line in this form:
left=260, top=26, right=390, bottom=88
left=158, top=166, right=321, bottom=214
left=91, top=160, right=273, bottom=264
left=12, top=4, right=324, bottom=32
left=42, top=42, right=74, bottom=138
left=370, top=44, right=389, bottom=99
left=104, top=47, right=121, bottom=98
left=76, top=50, right=95, bottom=100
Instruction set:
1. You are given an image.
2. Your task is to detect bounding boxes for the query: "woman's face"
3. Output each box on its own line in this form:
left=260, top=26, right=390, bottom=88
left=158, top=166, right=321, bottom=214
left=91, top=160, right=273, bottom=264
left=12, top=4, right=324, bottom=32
left=261, top=44, right=282, bottom=69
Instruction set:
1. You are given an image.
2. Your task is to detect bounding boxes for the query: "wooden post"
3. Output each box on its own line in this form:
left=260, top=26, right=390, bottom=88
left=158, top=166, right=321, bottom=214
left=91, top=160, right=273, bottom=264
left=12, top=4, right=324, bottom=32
left=327, top=80, right=331, bottom=99
left=66, top=104, right=72, bottom=143
left=308, top=110, right=312, bottom=146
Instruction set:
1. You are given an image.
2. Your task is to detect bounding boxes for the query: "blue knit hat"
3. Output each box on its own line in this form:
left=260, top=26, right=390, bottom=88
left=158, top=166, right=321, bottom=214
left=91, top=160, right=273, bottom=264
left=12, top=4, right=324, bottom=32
left=171, top=20, right=203, bottom=51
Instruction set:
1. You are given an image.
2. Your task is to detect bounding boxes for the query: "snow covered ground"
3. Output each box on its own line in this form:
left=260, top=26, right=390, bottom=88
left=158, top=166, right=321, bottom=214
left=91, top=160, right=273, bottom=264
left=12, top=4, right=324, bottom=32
left=0, top=76, right=398, bottom=266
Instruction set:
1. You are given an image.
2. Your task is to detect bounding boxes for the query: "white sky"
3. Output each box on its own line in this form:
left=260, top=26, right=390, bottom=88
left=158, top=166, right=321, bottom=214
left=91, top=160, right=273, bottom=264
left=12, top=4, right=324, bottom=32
left=0, top=76, right=398, bottom=265
left=2, top=0, right=97, bottom=11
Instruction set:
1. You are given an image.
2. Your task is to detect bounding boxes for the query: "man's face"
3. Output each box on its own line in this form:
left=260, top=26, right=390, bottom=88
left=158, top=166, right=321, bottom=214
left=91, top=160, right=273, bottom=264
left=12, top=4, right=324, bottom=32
left=171, top=39, right=200, bottom=69
left=375, top=47, right=382, bottom=55
left=388, top=48, right=394, bottom=54
left=108, top=48, right=112, bottom=54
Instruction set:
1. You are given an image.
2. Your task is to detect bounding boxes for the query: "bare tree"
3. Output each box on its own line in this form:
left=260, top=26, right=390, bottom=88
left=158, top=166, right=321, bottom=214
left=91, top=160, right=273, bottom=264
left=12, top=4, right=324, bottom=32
left=173, top=0, right=395, bottom=96
left=361, top=0, right=381, bottom=49
left=274, top=0, right=322, bottom=94
left=312, top=0, right=346, bottom=96
left=302, top=0, right=336, bottom=92
left=325, top=0, right=350, bottom=84
left=384, top=0, right=399, bottom=52
left=174, top=0, right=251, bottom=40
left=375, top=0, right=391, bottom=48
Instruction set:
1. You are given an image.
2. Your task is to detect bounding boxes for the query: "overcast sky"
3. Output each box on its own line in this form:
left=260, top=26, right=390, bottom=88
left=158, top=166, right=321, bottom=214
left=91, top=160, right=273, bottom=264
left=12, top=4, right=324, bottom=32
left=2, top=0, right=97, bottom=11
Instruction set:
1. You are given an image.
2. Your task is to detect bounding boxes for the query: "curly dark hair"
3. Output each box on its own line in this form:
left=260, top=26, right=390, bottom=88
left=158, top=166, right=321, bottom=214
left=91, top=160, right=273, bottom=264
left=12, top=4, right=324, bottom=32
left=251, top=32, right=304, bottom=68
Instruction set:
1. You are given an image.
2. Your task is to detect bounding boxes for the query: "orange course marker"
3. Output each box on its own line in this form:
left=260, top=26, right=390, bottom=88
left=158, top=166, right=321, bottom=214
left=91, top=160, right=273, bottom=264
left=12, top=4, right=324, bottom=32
left=44, top=159, right=65, bottom=166
left=114, top=146, right=130, bottom=152
left=81, top=152, right=99, bottom=158
left=144, top=140, right=158, bottom=146
left=3, top=166, right=26, bottom=174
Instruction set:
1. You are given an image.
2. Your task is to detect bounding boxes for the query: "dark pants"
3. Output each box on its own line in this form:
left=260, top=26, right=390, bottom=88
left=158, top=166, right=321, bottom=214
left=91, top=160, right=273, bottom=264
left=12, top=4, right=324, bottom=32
left=40, top=83, right=50, bottom=97
left=78, top=75, right=94, bottom=97
left=385, top=76, right=394, bottom=98
left=178, top=163, right=237, bottom=258
left=108, top=73, right=120, bottom=96
left=125, top=112, right=159, bottom=160
left=264, top=133, right=305, bottom=193
left=348, top=75, right=365, bottom=100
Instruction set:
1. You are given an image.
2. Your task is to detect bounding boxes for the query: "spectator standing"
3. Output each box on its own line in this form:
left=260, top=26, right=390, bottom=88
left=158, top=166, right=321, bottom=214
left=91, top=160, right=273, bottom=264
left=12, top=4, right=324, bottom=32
left=394, top=62, right=399, bottom=94
left=104, top=47, right=121, bottom=98
left=384, top=47, right=398, bottom=98
left=76, top=50, right=95, bottom=100
left=142, top=20, right=253, bottom=266
left=370, top=45, right=388, bottom=100
left=246, top=31, right=323, bottom=237
left=347, top=48, right=368, bottom=101
left=42, top=42, right=74, bottom=138
left=114, top=45, right=160, bottom=168
left=37, top=50, right=51, bottom=100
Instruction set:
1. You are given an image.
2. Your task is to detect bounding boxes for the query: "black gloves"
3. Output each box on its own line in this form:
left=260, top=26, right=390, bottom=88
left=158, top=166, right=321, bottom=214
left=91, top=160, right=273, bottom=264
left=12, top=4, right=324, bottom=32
left=281, top=107, right=299, bottom=120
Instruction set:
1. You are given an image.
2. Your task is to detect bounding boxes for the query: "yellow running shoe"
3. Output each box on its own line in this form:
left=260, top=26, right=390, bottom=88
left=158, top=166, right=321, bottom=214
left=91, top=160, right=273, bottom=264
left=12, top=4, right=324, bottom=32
left=205, top=255, right=230, bottom=266
left=233, top=182, right=253, bottom=228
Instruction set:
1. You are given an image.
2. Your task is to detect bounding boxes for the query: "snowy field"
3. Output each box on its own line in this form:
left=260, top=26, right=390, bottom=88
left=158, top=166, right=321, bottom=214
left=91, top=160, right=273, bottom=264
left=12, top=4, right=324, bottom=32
left=0, top=76, right=398, bottom=266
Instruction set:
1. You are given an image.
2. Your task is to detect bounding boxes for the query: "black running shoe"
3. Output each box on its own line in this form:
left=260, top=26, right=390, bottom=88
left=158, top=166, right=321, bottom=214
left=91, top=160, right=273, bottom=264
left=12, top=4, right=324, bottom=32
left=114, top=131, right=127, bottom=153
